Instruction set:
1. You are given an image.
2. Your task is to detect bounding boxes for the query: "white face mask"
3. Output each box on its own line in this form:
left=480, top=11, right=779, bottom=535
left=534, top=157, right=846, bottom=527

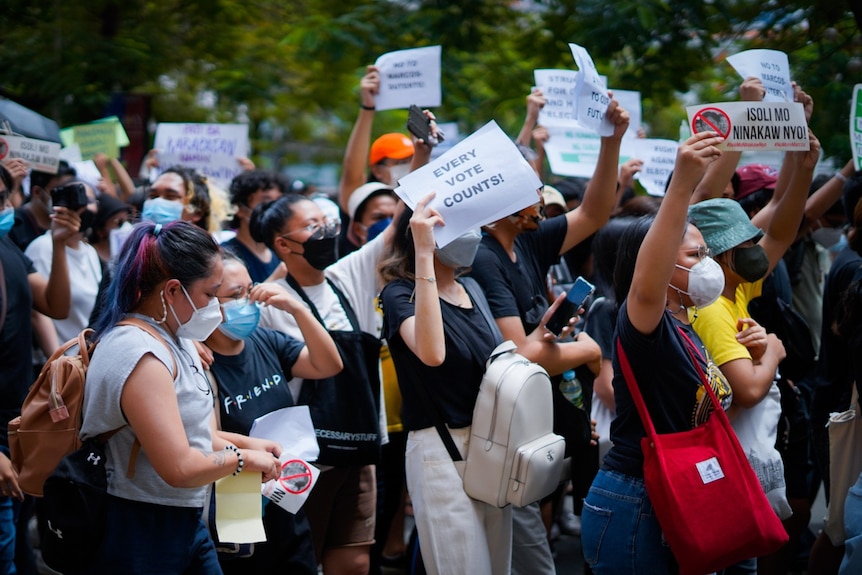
left=109, top=221, right=134, bottom=263
left=435, top=228, right=482, bottom=268
left=670, top=256, right=725, bottom=309
left=170, top=284, right=223, bottom=341
left=387, top=163, right=411, bottom=186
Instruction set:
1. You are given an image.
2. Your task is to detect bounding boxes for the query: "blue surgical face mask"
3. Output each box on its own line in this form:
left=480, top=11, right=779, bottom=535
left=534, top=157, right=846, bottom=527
left=366, top=217, right=391, bottom=242
left=0, top=207, right=14, bottom=238
left=142, top=197, right=184, bottom=225
left=218, top=298, right=261, bottom=341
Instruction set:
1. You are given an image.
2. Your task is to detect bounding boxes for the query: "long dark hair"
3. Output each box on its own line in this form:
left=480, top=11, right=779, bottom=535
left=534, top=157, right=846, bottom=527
left=93, top=220, right=221, bottom=339
left=591, top=216, right=637, bottom=302
left=612, top=215, right=657, bottom=306
left=378, top=206, right=415, bottom=283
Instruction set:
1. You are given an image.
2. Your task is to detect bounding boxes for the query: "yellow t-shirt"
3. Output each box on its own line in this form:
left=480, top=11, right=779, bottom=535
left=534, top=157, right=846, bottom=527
left=689, top=279, right=763, bottom=368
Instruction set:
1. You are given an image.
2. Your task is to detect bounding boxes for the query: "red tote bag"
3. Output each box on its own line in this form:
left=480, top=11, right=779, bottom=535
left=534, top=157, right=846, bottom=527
left=615, top=332, right=787, bottom=575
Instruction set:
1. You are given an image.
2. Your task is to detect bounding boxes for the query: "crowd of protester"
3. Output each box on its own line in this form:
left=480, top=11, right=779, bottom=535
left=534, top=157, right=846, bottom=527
left=0, top=60, right=861, bottom=575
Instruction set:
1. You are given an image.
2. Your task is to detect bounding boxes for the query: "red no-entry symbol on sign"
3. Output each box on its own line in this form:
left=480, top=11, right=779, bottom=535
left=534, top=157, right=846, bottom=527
left=278, top=460, right=313, bottom=494
left=0, top=138, right=8, bottom=161
left=692, top=108, right=732, bottom=139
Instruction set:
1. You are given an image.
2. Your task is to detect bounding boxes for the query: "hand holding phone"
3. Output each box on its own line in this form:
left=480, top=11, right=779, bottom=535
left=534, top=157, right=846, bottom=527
left=50, top=183, right=88, bottom=211
left=407, top=105, right=444, bottom=147
left=545, top=276, right=595, bottom=337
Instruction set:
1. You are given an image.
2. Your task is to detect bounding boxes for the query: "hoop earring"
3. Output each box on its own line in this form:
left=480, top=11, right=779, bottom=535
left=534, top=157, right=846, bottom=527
left=155, top=290, right=169, bottom=324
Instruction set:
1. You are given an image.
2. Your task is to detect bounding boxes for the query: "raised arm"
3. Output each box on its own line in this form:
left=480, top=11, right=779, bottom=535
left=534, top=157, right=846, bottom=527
left=249, top=282, right=343, bottom=379
left=516, top=89, right=546, bottom=147
left=339, top=66, right=380, bottom=212
left=753, top=130, right=820, bottom=275
left=560, top=96, right=629, bottom=253
left=691, top=77, right=766, bottom=203
left=799, top=158, right=855, bottom=236
left=627, top=132, right=723, bottom=334
left=28, top=207, right=80, bottom=319
left=397, top=193, right=446, bottom=367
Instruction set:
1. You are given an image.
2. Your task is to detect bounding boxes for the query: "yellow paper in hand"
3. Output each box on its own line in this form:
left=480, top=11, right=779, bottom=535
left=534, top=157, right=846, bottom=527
left=214, top=472, right=267, bottom=544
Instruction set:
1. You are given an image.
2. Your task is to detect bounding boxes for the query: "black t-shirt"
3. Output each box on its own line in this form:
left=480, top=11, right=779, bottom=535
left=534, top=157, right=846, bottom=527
left=819, top=246, right=862, bottom=389
left=604, top=301, right=717, bottom=478
left=210, top=327, right=304, bottom=435
left=469, top=214, right=569, bottom=333
left=380, top=278, right=497, bottom=432
left=9, top=208, right=45, bottom=251
left=0, top=236, right=36, bottom=445
left=220, top=237, right=281, bottom=285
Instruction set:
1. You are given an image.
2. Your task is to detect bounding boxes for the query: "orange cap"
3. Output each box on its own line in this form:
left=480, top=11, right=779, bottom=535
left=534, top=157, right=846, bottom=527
left=369, top=133, right=414, bottom=166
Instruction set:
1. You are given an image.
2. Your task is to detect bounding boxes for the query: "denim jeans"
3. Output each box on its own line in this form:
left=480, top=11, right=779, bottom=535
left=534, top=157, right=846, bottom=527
left=81, top=495, right=222, bottom=575
left=580, top=469, right=677, bottom=574
left=840, top=472, right=862, bottom=575
left=0, top=495, right=14, bottom=575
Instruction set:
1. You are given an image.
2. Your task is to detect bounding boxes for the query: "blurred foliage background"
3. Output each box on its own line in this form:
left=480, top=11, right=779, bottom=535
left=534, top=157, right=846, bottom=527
left=1, top=0, right=861, bottom=177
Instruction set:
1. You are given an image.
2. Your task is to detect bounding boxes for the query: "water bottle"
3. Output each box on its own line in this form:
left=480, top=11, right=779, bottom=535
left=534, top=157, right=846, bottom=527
left=559, top=369, right=584, bottom=409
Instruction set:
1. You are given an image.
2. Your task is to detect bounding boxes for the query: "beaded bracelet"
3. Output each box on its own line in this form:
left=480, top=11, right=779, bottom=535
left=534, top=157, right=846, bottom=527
left=418, top=276, right=436, bottom=283
left=224, top=444, right=244, bottom=476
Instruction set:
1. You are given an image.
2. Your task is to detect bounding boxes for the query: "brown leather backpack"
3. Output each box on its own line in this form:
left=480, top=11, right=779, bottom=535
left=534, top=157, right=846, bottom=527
left=8, top=318, right=175, bottom=496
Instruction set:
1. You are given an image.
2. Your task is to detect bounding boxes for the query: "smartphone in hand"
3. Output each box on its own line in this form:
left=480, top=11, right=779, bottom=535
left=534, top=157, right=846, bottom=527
left=545, top=276, right=595, bottom=337
left=407, top=105, right=444, bottom=146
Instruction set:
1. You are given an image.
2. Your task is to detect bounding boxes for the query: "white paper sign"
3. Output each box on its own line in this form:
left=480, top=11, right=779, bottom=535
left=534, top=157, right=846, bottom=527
left=543, top=126, right=603, bottom=178
left=261, top=453, right=321, bottom=514
left=851, top=84, right=862, bottom=171
left=153, top=123, right=250, bottom=189
left=249, top=405, right=320, bottom=462
left=611, top=89, right=642, bottom=139
left=628, top=139, right=678, bottom=197
left=374, top=46, right=442, bottom=112
left=726, top=49, right=793, bottom=102
left=569, top=43, right=614, bottom=136
left=71, top=160, right=102, bottom=192
left=687, top=102, right=808, bottom=151
left=58, top=143, right=83, bottom=163
left=0, top=135, right=61, bottom=173
left=394, top=120, right=542, bottom=247
left=534, top=69, right=579, bottom=127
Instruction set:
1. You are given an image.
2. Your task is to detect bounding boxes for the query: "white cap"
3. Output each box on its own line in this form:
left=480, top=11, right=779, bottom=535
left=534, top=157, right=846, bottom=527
left=347, top=182, right=394, bottom=222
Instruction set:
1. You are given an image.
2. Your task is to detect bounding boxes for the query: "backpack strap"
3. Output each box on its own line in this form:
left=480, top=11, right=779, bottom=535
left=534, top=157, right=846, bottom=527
left=117, top=317, right=178, bottom=379
left=106, top=318, right=180, bottom=478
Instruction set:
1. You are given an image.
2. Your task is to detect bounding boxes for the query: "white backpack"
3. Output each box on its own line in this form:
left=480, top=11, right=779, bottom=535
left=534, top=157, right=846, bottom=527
left=462, top=341, right=566, bottom=507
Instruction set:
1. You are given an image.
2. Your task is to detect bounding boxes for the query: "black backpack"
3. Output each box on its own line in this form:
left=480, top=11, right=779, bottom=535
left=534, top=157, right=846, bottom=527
left=38, top=439, right=112, bottom=572
left=748, top=295, right=816, bottom=383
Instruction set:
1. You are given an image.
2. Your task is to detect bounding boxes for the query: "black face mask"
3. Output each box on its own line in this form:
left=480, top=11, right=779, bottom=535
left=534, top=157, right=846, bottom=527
left=302, top=236, right=339, bottom=270
left=732, top=245, right=769, bottom=282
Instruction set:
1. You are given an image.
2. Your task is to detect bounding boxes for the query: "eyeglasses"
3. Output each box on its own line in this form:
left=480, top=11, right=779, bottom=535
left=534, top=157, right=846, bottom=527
left=217, top=283, right=256, bottom=304
left=280, top=219, right=341, bottom=242
left=681, top=245, right=712, bottom=260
